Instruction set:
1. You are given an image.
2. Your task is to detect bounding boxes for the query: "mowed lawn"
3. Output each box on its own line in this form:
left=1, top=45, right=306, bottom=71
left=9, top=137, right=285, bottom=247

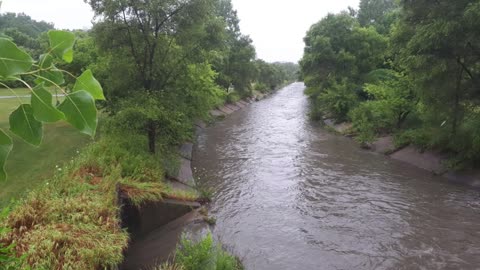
left=0, top=89, right=91, bottom=206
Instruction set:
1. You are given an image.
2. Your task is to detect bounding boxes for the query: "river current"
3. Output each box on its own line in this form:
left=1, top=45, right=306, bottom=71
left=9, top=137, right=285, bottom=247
left=193, top=83, right=480, bottom=270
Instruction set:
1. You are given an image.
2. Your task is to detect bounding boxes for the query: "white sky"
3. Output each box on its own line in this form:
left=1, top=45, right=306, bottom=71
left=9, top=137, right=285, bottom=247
left=1, top=0, right=359, bottom=63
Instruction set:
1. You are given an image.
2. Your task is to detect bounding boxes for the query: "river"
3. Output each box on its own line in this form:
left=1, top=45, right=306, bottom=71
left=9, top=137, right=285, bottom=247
left=192, top=83, right=480, bottom=270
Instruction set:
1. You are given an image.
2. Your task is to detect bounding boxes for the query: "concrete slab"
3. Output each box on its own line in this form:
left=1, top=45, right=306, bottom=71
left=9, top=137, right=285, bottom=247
left=120, top=197, right=200, bottom=240
left=324, top=119, right=353, bottom=134
left=225, top=103, right=240, bottom=111
left=175, top=157, right=195, bottom=186
left=218, top=106, right=234, bottom=115
left=372, top=136, right=396, bottom=154
left=210, top=110, right=224, bottom=117
left=235, top=101, right=246, bottom=108
left=334, top=123, right=353, bottom=134
left=179, top=143, right=193, bottom=161
left=121, top=211, right=204, bottom=270
left=390, top=146, right=447, bottom=175
left=166, top=179, right=197, bottom=194
left=238, top=100, right=249, bottom=106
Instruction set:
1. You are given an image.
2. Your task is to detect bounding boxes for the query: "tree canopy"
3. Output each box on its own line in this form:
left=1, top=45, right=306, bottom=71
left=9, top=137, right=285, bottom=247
left=301, top=0, right=480, bottom=167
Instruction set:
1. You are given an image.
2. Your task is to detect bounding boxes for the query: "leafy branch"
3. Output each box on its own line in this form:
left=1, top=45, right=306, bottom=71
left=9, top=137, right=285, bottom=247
left=0, top=30, right=105, bottom=181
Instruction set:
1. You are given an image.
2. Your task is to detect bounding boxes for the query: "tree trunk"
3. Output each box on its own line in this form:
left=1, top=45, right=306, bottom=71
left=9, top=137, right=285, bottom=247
left=452, top=67, right=463, bottom=137
left=397, top=111, right=410, bottom=129
left=147, top=121, right=156, bottom=154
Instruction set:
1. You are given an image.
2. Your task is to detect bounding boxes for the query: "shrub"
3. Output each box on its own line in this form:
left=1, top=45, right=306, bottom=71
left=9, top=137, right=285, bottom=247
left=226, top=92, right=241, bottom=104
left=175, top=234, right=242, bottom=270
left=317, top=79, right=359, bottom=122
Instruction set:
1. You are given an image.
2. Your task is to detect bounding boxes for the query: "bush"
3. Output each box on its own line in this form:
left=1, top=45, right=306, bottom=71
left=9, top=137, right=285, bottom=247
left=317, top=79, right=359, bottom=122
left=350, top=101, right=396, bottom=143
left=226, top=92, right=241, bottom=104
left=350, top=70, right=417, bottom=143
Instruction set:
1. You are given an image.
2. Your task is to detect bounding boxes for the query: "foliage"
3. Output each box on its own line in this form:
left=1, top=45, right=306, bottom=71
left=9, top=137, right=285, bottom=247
left=350, top=70, right=416, bottom=143
left=0, top=152, right=129, bottom=269
left=0, top=31, right=104, bottom=181
left=316, top=79, right=360, bottom=121
left=390, top=0, right=480, bottom=165
left=302, top=0, right=480, bottom=166
left=226, top=91, right=240, bottom=104
left=0, top=127, right=181, bottom=268
left=176, top=234, right=243, bottom=270
left=87, top=0, right=237, bottom=153
left=254, top=60, right=297, bottom=91
left=300, top=11, right=387, bottom=121
left=357, top=0, right=399, bottom=34
left=0, top=12, right=53, bottom=57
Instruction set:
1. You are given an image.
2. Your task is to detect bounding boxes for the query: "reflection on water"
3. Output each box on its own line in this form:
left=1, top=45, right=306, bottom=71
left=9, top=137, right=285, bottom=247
left=193, top=83, right=480, bottom=270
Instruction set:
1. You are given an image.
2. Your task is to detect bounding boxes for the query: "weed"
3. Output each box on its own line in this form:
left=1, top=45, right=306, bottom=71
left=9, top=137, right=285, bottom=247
left=174, top=234, right=242, bottom=270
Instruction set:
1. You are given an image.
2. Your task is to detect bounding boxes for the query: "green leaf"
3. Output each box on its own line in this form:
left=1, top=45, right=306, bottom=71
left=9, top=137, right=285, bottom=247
left=73, top=69, right=105, bottom=100
left=0, top=129, right=13, bottom=181
left=31, top=84, right=65, bottom=122
left=35, top=54, right=65, bottom=86
left=48, top=30, right=75, bottom=63
left=58, top=91, right=97, bottom=137
left=0, top=38, right=34, bottom=78
left=9, top=104, right=43, bottom=146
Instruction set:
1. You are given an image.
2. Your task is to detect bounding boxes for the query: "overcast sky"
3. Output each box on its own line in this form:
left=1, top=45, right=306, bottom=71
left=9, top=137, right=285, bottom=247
left=1, top=0, right=359, bottom=63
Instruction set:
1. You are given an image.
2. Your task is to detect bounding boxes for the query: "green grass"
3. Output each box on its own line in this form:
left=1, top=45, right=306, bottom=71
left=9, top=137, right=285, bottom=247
left=0, top=95, right=90, bottom=206
left=173, top=234, right=243, bottom=270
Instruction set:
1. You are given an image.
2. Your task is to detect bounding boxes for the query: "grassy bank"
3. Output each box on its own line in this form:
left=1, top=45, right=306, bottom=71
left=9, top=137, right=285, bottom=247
left=0, top=85, right=264, bottom=269
left=0, top=131, right=180, bottom=268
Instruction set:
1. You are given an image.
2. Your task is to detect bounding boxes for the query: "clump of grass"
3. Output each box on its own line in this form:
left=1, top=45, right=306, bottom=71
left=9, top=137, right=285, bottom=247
left=196, top=187, right=214, bottom=204
left=119, top=181, right=165, bottom=206
left=203, top=216, right=217, bottom=226
left=0, top=131, right=176, bottom=269
left=151, top=261, right=185, bottom=270
left=163, top=188, right=200, bottom=202
left=0, top=173, right=128, bottom=269
left=173, top=234, right=243, bottom=270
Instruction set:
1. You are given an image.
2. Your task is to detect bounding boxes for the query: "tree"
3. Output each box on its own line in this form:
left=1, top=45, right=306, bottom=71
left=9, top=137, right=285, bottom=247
left=357, top=0, right=399, bottom=34
left=0, top=13, right=54, bottom=57
left=300, top=12, right=387, bottom=120
left=87, top=0, right=230, bottom=153
left=350, top=70, right=416, bottom=143
left=393, top=0, right=480, bottom=137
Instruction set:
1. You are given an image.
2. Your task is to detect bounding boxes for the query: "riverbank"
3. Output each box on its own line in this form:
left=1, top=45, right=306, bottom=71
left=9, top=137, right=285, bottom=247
left=120, top=87, right=276, bottom=269
left=0, top=85, right=277, bottom=269
left=323, top=120, right=480, bottom=189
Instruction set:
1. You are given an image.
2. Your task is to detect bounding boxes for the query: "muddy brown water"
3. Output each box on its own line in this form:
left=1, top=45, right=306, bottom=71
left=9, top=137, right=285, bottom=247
left=192, top=83, right=480, bottom=270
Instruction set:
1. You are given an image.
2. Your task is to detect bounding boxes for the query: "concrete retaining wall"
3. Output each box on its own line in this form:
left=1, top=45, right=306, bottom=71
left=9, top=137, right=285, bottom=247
left=209, top=97, right=262, bottom=118
left=323, top=120, right=480, bottom=189
left=371, top=136, right=396, bottom=154
left=390, top=146, right=448, bottom=175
